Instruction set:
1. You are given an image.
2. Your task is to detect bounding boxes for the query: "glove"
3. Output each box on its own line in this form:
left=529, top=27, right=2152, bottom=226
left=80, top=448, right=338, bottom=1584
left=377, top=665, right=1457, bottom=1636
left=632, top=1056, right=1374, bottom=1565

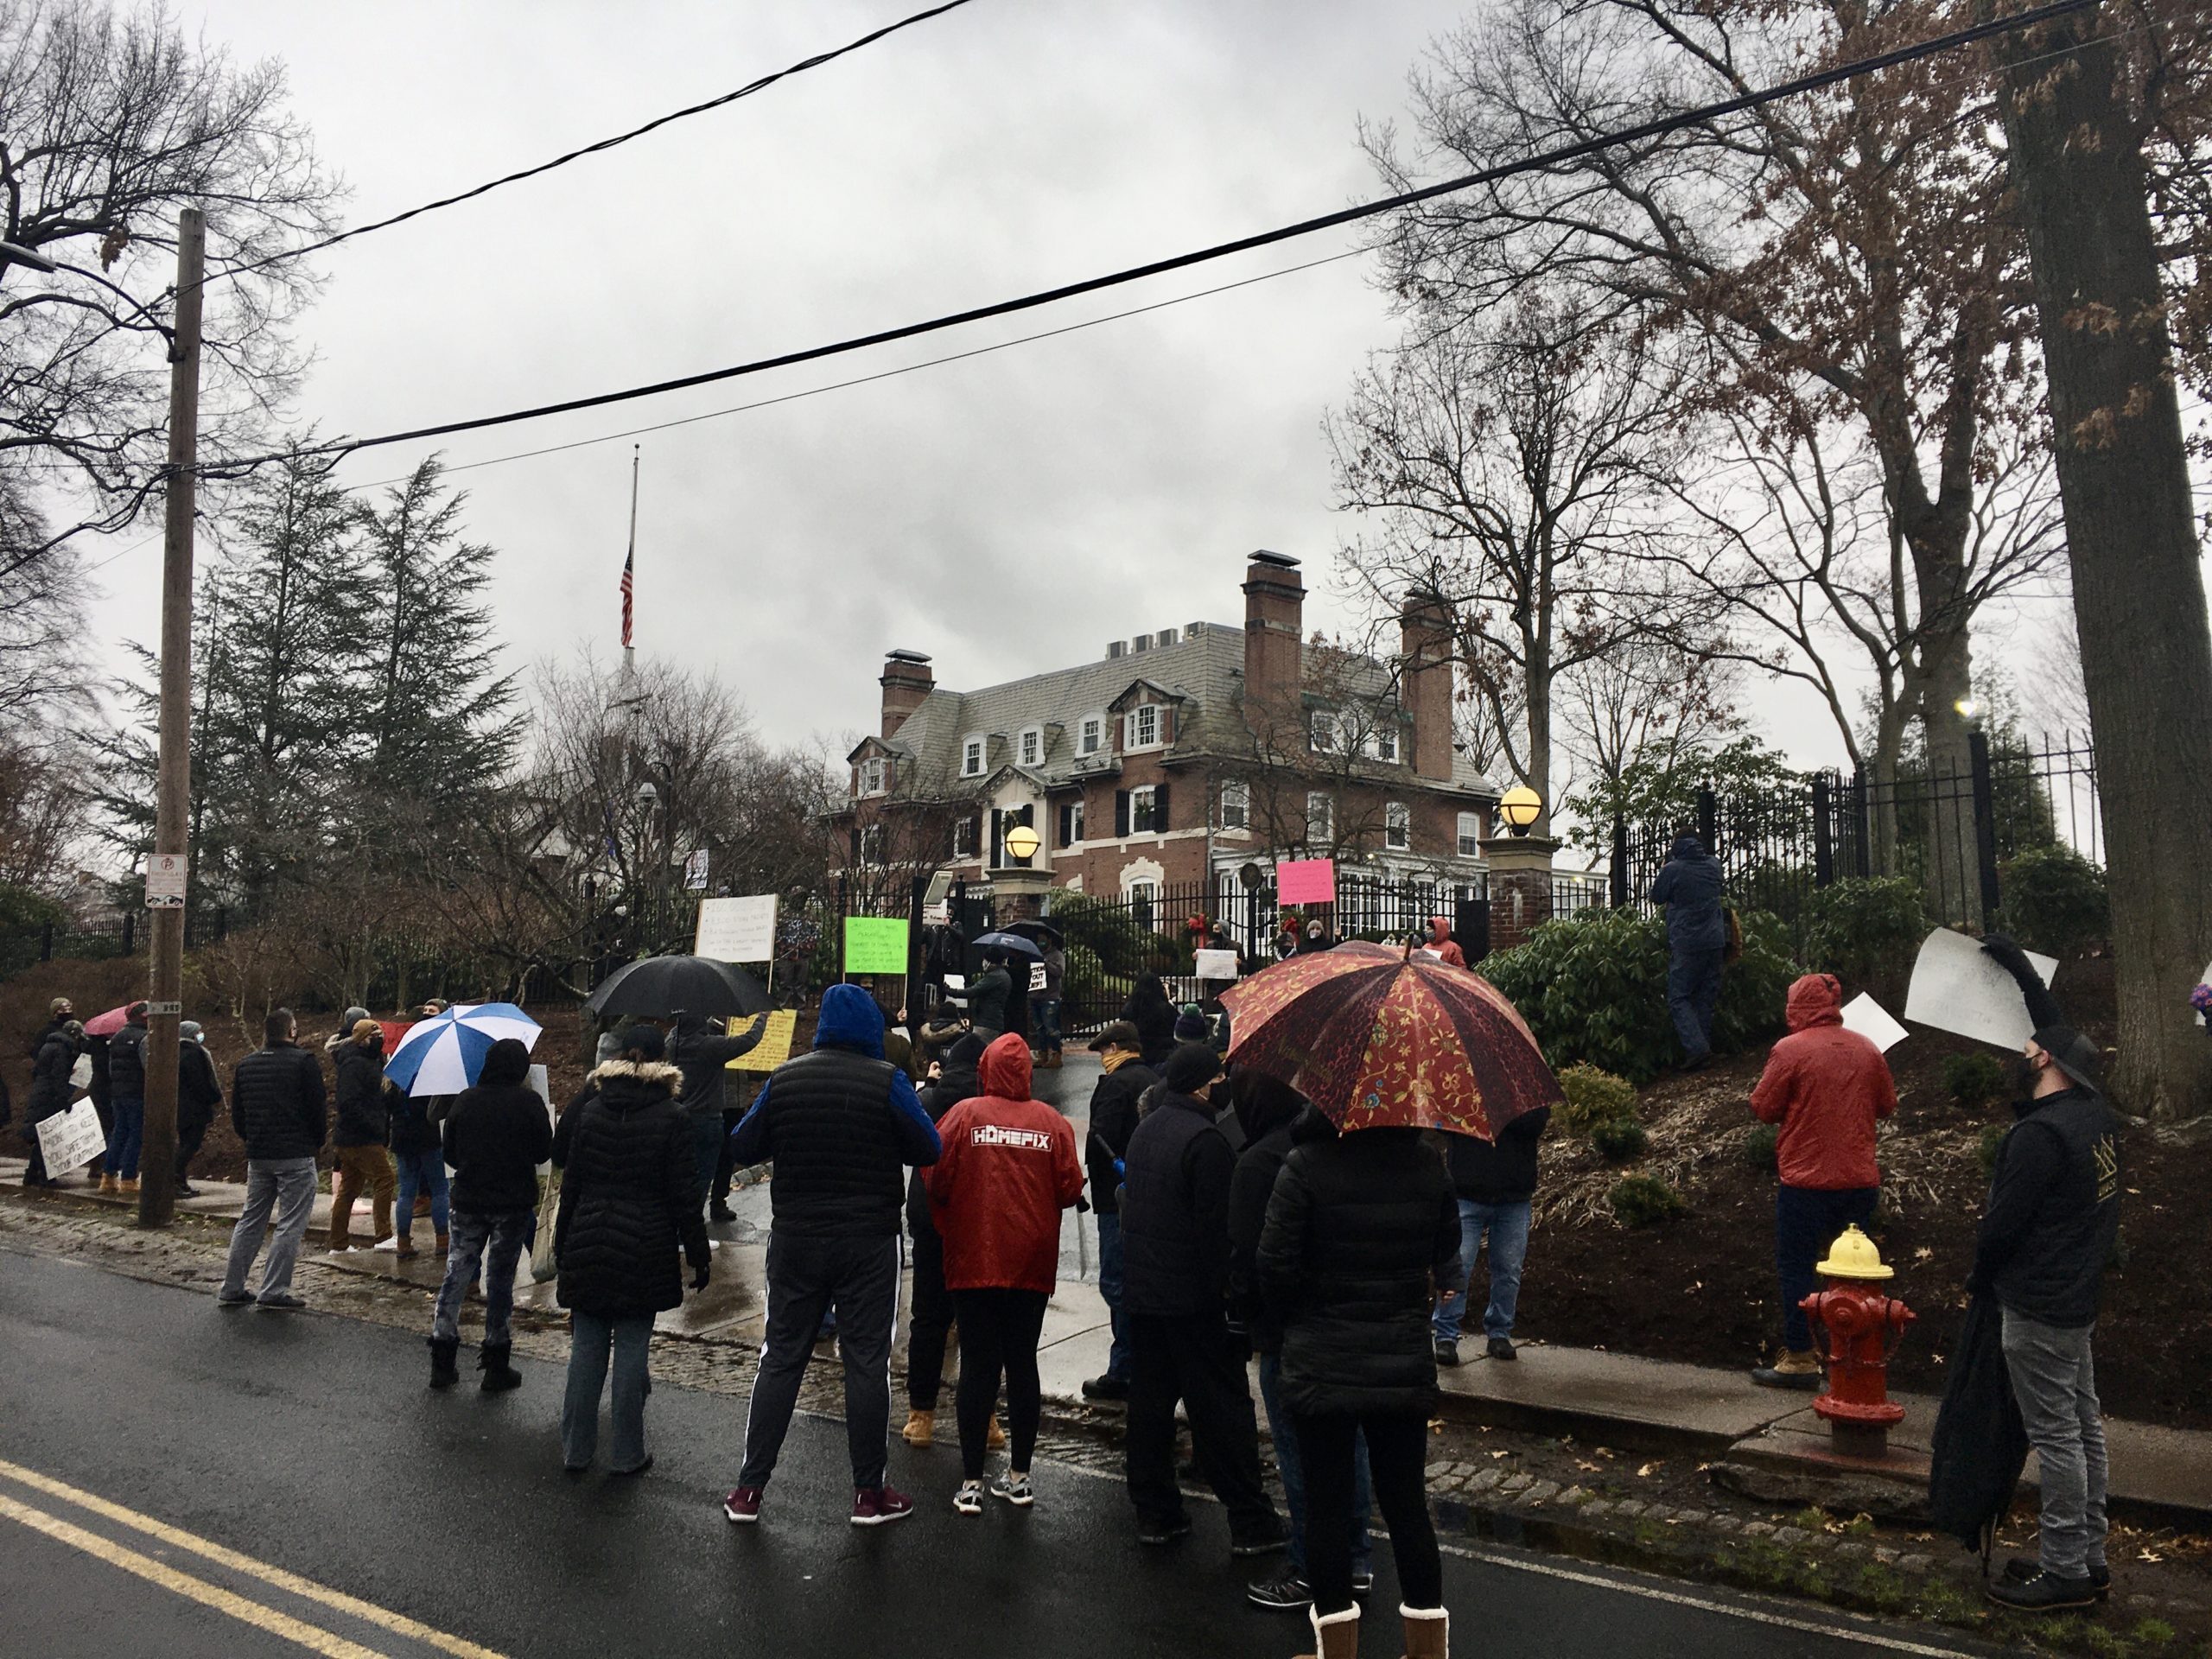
left=690, top=1262, right=711, bottom=1292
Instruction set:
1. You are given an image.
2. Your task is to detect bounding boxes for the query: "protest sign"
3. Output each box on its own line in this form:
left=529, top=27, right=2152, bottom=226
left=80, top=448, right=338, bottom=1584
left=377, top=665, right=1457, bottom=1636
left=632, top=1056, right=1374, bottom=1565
left=1029, top=962, right=1048, bottom=993
left=843, top=916, right=911, bottom=976
left=528, top=1064, right=554, bottom=1136
left=696, top=894, right=778, bottom=963
left=1193, top=949, right=1240, bottom=981
left=1275, top=859, right=1336, bottom=906
left=1840, top=994, right=1909, bottom=1053
left=727, top=1008, right=799, bottom=1073
left=37, top=1101, right=106, bottom=1174
left=1903, top=928, right=2056, bottom=1049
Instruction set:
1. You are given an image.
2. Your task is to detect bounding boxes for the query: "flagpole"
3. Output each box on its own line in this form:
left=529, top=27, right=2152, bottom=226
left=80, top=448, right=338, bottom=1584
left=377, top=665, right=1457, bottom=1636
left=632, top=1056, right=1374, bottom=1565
left=622, top=444, right=640, bottom=682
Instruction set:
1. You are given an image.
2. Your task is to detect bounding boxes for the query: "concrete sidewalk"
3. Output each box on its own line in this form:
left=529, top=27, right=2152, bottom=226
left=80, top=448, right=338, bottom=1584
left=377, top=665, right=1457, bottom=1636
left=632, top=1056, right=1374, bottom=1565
left=8, top=1152, right=2205, bottom=1531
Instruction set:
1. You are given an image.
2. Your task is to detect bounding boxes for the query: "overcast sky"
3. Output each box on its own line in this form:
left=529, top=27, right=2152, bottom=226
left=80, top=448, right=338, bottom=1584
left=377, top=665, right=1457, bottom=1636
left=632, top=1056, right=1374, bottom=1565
left=82, top=0, right=1857, bottom=776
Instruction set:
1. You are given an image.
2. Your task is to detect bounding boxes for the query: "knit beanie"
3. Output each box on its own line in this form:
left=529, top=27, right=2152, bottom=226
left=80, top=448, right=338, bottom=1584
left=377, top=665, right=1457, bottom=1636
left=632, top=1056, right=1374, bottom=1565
left=1173, top=1008, right=1210, bottom=1042
left=1160, top=1041, right=1224, bottom=1096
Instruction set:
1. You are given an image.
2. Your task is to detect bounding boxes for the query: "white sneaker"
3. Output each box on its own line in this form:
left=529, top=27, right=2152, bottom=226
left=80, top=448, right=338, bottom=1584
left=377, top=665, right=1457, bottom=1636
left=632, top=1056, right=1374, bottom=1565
left=365, top=1236, right=395, bottom=1251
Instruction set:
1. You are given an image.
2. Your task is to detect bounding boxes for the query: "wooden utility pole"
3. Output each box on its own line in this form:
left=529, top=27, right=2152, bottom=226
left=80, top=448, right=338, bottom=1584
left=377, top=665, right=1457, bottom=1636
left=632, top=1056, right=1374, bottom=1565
left=138, top=206, right=206, bottom=1227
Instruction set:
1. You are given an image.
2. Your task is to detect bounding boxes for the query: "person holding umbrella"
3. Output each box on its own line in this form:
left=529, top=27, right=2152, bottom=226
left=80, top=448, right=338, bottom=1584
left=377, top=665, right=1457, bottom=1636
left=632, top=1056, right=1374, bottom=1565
left=384, top=1002, right=544, bottom=1260
left=434, top=1037, right=555, bottom=1392
left=667, top=1010, right=769, bottom=1216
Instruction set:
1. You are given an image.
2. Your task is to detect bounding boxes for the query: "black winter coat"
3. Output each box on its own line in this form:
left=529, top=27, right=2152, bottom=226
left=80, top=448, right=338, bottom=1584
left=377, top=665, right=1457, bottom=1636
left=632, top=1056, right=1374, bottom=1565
left=552, top=1060, right=708, bottom=1318
left=907, top=1056, right=981, bottom=1237
left=332, top=1042, right=391, bottom=1147
left=1121, top=992, right=1179, bottom=1066
left=445, top=1081, right=552, bottom=1213
left=1119, top=1090, right=1236, bottom=1317
left=1257, top=1124, right=1461, bottom=1417
left=178, top=1043, right=224, bottom=1136
left=107, top=1021, right=149, bottom=1097
left=1969, top=1085, right=2121, bottom=1328
left=1927, top=1294, right=2030, bottom=1553
left=388, top=1088, right=441, bottom=1155
left=25, top=1031, right=78, bottom=1123
left=1226, top=1108, right=1305, bottom=1353
left=229, top=1043, right=327, bottom=1162
left=966, top=966, right=1013, bottom=1033
left=1084, top=1059, right=1158, bottom=1214
left=1443, top=1105, right=1550, bottom=1204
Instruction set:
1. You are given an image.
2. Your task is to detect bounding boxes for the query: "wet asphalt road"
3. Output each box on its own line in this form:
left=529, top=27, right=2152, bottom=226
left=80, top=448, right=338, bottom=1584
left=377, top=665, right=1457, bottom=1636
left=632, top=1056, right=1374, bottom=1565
left=0, top=1246, right=1995, bottom=1659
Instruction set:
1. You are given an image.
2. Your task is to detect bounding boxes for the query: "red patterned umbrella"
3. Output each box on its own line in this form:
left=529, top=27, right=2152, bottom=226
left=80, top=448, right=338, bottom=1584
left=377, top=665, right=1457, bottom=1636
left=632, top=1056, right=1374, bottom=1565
left=1220, top=941, right=1560, bottom=1139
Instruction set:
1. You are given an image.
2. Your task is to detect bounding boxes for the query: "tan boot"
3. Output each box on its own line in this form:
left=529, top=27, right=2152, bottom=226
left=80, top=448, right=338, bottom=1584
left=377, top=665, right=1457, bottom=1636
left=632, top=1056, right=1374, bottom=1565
left=1400, top=1605, right=1448, bottom=1659
left=99, top=1174, right=121, bottom=1195
left=118, top=1178, right=140, bottom=1196
left=987, top=1415, right=1006, bottom=1451
left=1295, top=1604, right=1360, bottom=1659
left=901, top=1409, right=935, bottom=1447
left=1751, top=1348, right=1823, bottom=1390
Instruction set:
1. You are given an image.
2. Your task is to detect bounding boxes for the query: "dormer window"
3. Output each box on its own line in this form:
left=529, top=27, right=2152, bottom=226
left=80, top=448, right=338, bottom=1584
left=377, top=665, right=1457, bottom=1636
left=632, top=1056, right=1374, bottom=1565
left=961, top=735, right=985, bottom=778
left=858, top=757, right=887, bottom=797
left=1368, top=723, right=1401, bottom=764
left=1128, top=704, right=1161, bottom=750
left=1078, top=714, right=1104, bottom=756
left=1018, top=726, right=1044, bottom=768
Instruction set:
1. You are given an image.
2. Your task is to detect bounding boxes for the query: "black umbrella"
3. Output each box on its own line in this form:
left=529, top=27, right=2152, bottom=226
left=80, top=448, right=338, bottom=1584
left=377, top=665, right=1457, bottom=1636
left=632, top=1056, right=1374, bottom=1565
left=972, top=931, right=1046, bottom=961
left=586, top=955, right=769, bottom=1020
left=1002, top=917, right=1065, bottom=945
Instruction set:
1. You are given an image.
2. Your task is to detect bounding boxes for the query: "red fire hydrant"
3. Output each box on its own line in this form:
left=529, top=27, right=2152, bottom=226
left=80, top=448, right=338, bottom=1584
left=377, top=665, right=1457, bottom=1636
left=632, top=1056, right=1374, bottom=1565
left=1799, top=1224, right=1916, bottom=1459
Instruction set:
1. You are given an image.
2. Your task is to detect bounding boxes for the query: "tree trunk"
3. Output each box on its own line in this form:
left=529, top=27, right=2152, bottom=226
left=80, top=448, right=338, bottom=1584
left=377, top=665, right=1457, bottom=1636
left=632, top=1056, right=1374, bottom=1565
left=1992, top=2, right=2212, bottom=1118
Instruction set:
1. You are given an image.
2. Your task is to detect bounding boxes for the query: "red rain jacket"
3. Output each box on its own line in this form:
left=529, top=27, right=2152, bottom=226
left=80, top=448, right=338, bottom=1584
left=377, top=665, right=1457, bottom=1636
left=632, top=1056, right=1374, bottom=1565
left=1750, top=974, right=1897, bottom=1190
left=1426, top=918, right=1467, bottom=968
left=926, top=1033, right=1085, bottom=1294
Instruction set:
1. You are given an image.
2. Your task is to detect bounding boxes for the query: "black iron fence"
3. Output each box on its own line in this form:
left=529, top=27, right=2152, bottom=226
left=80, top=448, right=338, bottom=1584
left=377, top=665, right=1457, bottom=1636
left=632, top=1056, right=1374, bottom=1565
left=0, top=906, right=233, bottom=982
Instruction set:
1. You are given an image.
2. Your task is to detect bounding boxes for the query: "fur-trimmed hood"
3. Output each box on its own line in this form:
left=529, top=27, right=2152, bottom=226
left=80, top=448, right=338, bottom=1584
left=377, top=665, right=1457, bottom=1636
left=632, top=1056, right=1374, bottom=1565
left=588, top=1058, right=684, bottom=1088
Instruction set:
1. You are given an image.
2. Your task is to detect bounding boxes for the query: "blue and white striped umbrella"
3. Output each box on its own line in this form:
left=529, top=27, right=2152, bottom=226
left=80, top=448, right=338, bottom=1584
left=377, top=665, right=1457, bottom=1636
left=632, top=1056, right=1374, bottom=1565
left=384, top=1002, right=542, bottom=1097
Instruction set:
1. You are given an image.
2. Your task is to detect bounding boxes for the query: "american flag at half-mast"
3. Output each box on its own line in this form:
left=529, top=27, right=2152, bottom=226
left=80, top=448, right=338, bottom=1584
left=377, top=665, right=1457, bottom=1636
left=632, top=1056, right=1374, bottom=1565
left=620, top=543, right=634, bottom=649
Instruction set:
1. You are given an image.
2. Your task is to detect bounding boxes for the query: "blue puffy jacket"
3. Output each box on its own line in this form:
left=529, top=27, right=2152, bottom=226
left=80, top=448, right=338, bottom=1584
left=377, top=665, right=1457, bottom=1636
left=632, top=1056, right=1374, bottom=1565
left=1650, top=835, right=1726, bottom=953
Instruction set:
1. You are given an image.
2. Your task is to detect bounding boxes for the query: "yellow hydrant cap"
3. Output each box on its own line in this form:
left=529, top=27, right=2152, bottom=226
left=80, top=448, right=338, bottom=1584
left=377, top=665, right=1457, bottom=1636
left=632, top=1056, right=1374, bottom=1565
left=1815, top=1224, right=1893, bottom=1281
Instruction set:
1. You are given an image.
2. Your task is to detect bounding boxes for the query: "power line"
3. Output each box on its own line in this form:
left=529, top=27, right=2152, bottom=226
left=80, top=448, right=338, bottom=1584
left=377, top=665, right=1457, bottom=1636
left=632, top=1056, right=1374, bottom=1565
left=223, top=0, right=976, bottom=281
left=207, top=0, right=2097, bottom=477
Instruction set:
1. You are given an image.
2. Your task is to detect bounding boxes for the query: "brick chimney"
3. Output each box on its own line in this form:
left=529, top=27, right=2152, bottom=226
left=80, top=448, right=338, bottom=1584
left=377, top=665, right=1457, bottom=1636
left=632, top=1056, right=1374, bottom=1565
left=1400, top=586, right=1456, bottom=782
left=1242, top=550, right=1305, bottom=726
left=880, top=649, right=934, bottom=738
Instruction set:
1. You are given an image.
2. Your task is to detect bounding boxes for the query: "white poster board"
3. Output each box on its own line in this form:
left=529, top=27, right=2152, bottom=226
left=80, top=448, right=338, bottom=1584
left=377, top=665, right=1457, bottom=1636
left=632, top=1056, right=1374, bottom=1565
left=1194, top=949, right=1241, bottom=981
left=695, top=893, right=777, bottom=963
left=1902, top=929, right=2057, bottom=1049
left=1840, top=993, right=1909, bottom=1053
left=528, top=1064, right=554, bottom=1136
left=1028, top=962, right=1048, bottom=993
left=37, top=1101, right=107, bottom=1174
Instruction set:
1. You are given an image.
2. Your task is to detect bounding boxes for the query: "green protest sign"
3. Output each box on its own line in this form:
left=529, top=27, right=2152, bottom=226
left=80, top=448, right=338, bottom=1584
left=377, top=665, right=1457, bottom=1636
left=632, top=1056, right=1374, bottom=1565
left=842, top=915, right=911, bottom=976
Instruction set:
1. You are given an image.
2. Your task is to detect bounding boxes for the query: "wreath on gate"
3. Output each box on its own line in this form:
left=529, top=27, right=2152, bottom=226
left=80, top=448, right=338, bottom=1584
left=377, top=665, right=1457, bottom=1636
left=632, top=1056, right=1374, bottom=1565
left=1185, top=913, right=1212, bottom=938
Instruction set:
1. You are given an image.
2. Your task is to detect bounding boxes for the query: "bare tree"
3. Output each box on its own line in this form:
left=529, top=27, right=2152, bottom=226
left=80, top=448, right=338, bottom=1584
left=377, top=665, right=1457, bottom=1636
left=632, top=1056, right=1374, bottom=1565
left=1557, top=625, right=1740, bottom=791
left=1331, top=292, right=1689, bottom=833
left=1226, top=638, right=1405, bottom=864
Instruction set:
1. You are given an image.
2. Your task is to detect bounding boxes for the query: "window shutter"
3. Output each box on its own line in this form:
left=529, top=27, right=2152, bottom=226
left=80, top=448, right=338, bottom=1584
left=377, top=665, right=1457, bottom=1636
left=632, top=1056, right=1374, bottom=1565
left=1058, top=804, right=1071, bottom=846
left=1152, top=782, right=1169, bottom=831
left=1115, top=790, right=1130, bottom=837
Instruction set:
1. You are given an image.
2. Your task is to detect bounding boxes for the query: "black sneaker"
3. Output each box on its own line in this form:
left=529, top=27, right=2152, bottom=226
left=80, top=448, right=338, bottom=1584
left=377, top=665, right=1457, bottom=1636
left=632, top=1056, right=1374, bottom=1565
left=1246, top=1573, right=1312, bottom=1611
left=1351, top=1569, right=1375, bottom=1598
left=1433, top=1338, right=1463, bottom=1368
left=1230, top=1528, right=1288, bottom=1559
left=2003, top=1557, right=2109, bottom=1600
left=1081, top=1373, right=1130, bottom=1402
left=1136, top=1516, right=1192, bottom=1547
left=709, top=1200, right=737, bottom=1223
left=1487, top=1335, right=1518, bottom=1361
left=1987, top=1568, right=2101, bottom=1611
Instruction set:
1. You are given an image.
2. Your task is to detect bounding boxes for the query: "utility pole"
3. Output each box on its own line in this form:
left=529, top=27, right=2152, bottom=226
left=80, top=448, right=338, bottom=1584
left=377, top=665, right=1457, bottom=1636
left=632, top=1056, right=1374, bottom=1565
left=138, top=206, right=206, bottom=1229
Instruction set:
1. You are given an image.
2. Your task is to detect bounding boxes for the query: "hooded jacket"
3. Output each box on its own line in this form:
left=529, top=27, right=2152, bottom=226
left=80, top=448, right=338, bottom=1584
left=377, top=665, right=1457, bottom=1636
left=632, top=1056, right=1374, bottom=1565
left=1649, top=835, right=1727, bottom=953
left=444, top=1038, right=554, bottom=1213
left=1118, top=1086, right=1238, bottom=1317
left=1750, top=975, right=1896, bottom=1190
left=1425, top=918, right=1467, bottom=969
left=333, top=1033, right=391, bottom=1147
left=107, top=1015, right=149, bottom=1098
left=666, top=1011, right=768, bottom=1121
left=925, top=1034, right=1084, bottom=1294
left=552, top=1056, right=707, bottom=1316
left=728, top=983, right=942, bottom=1239
left=178, top=1039, right=224, bottom=1135
left=26, top=1029, right=79, bottom=1122
left=1443, top=1104, right=1552, bottom=1205
left=1120, top=980, right=1179, bottom=1066
left=230, top=1039, right=327, bottom=1162
left=1256, top=1119, right=1462, bottom=1416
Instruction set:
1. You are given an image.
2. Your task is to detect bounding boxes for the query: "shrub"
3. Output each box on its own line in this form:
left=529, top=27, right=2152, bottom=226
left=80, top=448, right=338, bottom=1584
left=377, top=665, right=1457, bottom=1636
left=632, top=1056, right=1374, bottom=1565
left=1590, top=1117, right=1649, bottom=1164
left=1480, top=908, right=1793, bottom=1084
left=1977, top=1122, right=2009, bottom=1179
left=1799, top=878, right=1927, bottom=993
left=1742, top=1122, right=1779, bottom=1173
left=1999, top=844, right=2110, bottom=958
left=1609, top=1173, right=1686, bottom=1227
left=1942, top=1052, right=2007, bottom=1111
left=1557, top=1062, right=1638, bottom=1131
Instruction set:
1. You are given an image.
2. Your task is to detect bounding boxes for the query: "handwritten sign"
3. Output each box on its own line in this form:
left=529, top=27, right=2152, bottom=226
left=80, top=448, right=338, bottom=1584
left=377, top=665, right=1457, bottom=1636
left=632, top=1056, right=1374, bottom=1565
left=696, top=894, right=778, bottom=963
left=37, top=1101, right=107, bottom=1174
left=843, top=916, right=911, bottom=976
left=1194, top=949, right=1241, bottom=981
left=727, top=1008, right=798, bottom=1073
left=1029, top=963, right=1049, bottom=993
left=1275, top=859, right=1336, bottom=906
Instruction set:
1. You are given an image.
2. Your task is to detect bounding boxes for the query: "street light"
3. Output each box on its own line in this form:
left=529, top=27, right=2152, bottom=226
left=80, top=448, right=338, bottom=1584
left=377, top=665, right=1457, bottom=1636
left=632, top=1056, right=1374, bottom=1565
left=1005, top=823, right=1041, bottom=864
left=1498, top=785, right=1543, bottom=837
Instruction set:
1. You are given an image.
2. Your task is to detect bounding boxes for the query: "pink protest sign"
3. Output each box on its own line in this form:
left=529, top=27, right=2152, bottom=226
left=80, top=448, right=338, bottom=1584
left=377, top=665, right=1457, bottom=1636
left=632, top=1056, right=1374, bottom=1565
left=1275, top=859, right=1337, bottom=906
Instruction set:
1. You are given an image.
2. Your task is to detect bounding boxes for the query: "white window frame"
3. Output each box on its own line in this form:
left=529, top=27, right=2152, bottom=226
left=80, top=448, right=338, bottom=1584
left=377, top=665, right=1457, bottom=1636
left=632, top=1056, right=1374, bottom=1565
left=1220, top=780, right=1250, bottom=832
left=954, top=817, right=979, bottom=859
left=1127, top=703, right=1161, bottom=751
left=1078, top=714, right=1105, bottom=756
left=1127, top=879, right=1160, bottom=931
left=1063, top=798, right=1085, bottom=845
left=961, top=735, right=985, bottom=778
left=1309, top=708, right=1338, bottom=753
left=1457, top=810, right=1482, bottom=857
left=1018, top=725, right=1044, bottom=768
left=1368, top=722, right=1400, bottom=764
left=1306, top=791, right=1333, bottom=845
left=858, top=757, right=887, bottom=797
left=1385, top=801, right=1411, bottom=851
left=1130, top=785, right=1160, bottom=835
left=857, top=823, right=885, bottom=865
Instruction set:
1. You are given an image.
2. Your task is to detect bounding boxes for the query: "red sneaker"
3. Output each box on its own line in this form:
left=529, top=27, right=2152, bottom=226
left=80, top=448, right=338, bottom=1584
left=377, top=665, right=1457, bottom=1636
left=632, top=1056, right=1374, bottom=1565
left=850, top=1485, right=913, bottom=1527
left=722, top=1486, right=764, bottom=1524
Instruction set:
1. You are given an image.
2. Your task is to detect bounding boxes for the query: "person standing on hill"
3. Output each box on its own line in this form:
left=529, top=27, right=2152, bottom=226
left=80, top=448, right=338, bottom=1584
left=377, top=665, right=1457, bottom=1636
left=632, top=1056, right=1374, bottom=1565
left=102, top=1001, right=149, bottom=1195
left=925, top=1033, right=1084, bottom=1515
left=1079, top=1020, right=1155, bottom=1402
left=1747, top=973, right=1897, bottom=1388
left=328, top=1020, right=397, bottom=1252
left=216, top=1010, right=328, bottom=1311
left=175, top=1021, right=224, bottom=1198
left=434, top=1037, right=555, bottom=1392
left=1650, top=833, right=1729, bottom=1071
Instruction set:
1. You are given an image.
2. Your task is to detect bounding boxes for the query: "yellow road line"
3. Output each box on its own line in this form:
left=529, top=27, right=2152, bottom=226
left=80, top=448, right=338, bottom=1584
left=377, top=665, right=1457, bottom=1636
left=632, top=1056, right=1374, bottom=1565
left=0, top=1491, right=391, bottom=1659
left=0, top=1456, right=506, bottom=1659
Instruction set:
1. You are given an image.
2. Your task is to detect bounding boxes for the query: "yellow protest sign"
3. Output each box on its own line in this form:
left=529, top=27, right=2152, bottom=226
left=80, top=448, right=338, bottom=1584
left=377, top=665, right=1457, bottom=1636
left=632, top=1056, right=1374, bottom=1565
left=843, top=915, right=911, bottom=976
left=726, top=1008, right=799, bottom=1074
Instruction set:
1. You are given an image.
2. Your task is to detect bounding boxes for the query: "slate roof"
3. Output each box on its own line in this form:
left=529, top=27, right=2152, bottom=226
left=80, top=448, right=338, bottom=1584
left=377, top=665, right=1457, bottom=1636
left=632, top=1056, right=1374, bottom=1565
left=860, top=621, right=1496, bottom=798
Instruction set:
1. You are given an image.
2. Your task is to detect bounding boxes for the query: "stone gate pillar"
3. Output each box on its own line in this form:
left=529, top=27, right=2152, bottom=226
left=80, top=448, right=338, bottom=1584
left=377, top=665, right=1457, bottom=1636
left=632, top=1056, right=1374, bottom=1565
left=1481, top=835, right=1559, bottom=956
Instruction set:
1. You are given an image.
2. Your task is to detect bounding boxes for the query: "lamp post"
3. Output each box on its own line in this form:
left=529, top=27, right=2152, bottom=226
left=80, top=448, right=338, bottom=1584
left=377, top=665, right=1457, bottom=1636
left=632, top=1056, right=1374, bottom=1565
left=632, top=780, right=659, bottom=953
left=1498, top=785, right=1544, bottom=837
left=1004, top=823, right=1041, bottom=868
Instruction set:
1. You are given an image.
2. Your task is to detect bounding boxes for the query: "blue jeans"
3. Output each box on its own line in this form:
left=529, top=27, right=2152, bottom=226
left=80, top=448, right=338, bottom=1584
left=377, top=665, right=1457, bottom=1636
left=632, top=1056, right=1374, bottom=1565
left=1667, top=946, right=1725, bottom=1060
left=1096, top=1211, right=1129, bottom=1382
left=1032, top=998, right=1063, bottom=1053
left=1776, top=1184, right=1875, bottom=1351
left=690, top=1112, right=722, bottom=1212
left=1259, top=1352, right=1371, bottom=1580
left=393, top=1149, right=449, bottom=1244
left=1433, top=1198, right=1530, bottom=1344
left=106, top=1096, right=144, bottom=1180
left=434, top=1208, right=532, bottom=1344
left=562, top=1310, right=655, bottom=1471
